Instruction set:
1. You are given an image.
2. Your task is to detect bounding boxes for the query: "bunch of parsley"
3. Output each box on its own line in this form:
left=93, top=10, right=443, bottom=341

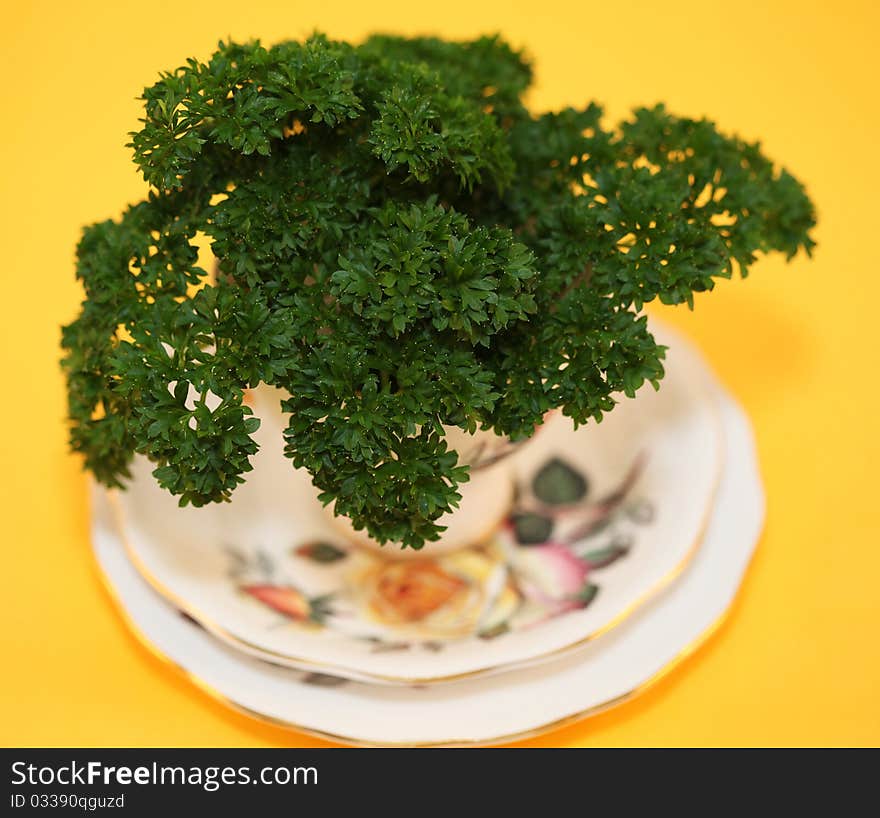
left=62, top=35, right=815, bottom=548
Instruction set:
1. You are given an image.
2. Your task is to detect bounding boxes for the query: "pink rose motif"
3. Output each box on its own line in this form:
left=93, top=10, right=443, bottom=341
left=512, top=544, right=595, bottom=614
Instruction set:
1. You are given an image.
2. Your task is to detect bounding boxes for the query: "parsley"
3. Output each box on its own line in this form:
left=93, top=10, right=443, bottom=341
left=62, top=34, right=816, bottom=549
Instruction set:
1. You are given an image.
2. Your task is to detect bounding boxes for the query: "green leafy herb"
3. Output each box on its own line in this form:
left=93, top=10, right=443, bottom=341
left=62, top=34, right=816, bottom=549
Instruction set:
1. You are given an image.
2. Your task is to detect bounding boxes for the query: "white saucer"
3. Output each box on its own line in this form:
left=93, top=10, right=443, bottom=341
left=111, top=326, right=723, bottom=684
left=92, top=382, right=763, bottom=746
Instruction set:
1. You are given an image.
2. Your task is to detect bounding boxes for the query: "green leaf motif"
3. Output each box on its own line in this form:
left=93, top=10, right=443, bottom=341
left=295, top=541, right=348, bottom=563
left=583, top=544, right=629, bottom=570
left=510, top=512, right=554, bottom=545
left=572, top=583, right=599, bottom=608
left=532, top=458, right=589, bottom=505
left=478, top=622, right=510, bottom=640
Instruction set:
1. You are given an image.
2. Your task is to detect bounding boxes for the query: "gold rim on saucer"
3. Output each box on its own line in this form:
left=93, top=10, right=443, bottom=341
left=92, top=522, right=761, bottom=746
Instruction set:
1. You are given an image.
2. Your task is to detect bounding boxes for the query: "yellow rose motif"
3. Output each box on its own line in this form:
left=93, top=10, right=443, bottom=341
left=348, top=546, right=515, bottom=639
left=371, top=562, right=466, bottom=623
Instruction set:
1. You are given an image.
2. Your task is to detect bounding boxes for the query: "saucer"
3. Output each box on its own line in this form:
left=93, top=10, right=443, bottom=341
left=111, top=325, right=723, bottom=683
left=110, top=325, right=723, bottom=683
left=92, top=383, right=762, bottom=745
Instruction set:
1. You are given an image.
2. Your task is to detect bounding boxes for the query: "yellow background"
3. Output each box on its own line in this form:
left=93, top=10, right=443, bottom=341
left=2, top=0, right=878, bottom=747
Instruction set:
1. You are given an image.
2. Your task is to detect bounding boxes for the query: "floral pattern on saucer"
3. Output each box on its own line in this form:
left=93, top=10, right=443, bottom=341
left=93, top=376, right=759, bottom=743
left=115, top=326, right=722, bottom=683
left=227, top=455, right=653, bottom=649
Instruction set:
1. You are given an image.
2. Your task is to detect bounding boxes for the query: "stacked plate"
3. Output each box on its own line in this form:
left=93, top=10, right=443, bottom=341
left=91, top=324, right=764, bottom=746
